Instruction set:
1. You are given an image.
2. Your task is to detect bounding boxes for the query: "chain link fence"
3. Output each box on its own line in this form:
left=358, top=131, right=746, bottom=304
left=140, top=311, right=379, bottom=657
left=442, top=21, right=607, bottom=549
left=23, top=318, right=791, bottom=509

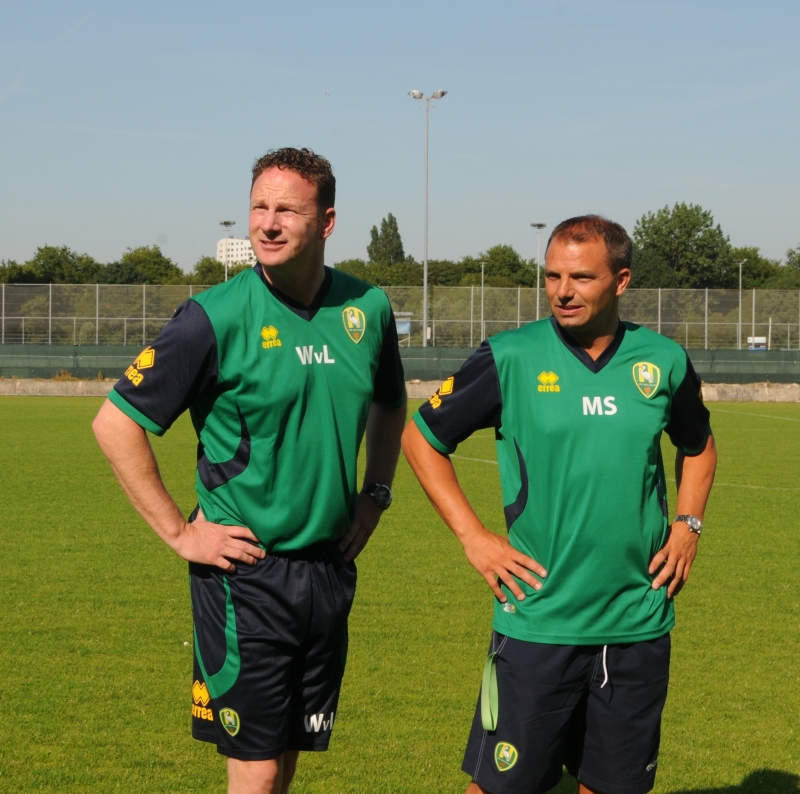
left=2, top=283, right=800, bottom=350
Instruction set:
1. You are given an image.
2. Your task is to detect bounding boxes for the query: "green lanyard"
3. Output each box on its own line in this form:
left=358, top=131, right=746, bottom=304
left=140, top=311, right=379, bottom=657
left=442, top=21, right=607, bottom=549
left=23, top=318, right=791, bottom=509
left=481, top=652, right=499, bottom=731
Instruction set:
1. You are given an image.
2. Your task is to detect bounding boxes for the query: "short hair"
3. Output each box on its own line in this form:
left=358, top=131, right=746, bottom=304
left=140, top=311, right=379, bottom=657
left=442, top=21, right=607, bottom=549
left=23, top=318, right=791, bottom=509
left=546, top=215, right=632, bottom=274
left=251, top=148, right=336, bottom=210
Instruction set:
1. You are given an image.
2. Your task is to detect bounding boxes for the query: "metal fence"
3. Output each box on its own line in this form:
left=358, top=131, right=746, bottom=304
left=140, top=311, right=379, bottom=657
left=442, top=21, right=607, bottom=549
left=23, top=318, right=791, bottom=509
left=2, top=283, right=800, bottom=350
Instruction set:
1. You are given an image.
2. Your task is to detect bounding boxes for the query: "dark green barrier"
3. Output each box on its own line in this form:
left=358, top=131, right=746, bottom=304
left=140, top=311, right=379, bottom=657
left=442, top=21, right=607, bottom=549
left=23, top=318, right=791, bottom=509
left=2, top=344, right=798, bottom=384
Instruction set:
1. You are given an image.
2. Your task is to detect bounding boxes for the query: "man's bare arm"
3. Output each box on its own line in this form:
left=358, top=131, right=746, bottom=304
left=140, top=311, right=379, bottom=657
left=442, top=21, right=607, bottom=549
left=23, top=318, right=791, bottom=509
left=338, top=399, right=407, bottom=562
left=92, top=399, right=264, bottom=571
left=401, top=420, right=546, bottom=602
left=649, top=432, right=717, bottom=597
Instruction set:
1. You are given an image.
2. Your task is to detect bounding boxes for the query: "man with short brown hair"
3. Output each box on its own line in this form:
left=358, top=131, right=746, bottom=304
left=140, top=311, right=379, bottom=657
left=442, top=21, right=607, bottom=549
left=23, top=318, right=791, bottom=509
left=403, top=215, right=716, bottom=794
left=94, top=148, right=406, bottom=794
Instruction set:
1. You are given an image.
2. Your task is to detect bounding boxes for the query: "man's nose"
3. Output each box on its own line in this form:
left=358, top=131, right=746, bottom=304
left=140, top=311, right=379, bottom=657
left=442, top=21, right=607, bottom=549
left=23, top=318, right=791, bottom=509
left=556, top=278, right=573, bottom=301
left=260, top=210, right=280, bottom=231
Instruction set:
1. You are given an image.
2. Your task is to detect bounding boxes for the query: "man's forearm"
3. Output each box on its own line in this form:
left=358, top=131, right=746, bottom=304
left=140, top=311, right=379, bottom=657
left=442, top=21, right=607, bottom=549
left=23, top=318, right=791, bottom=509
left=362, top=400, right=407, bottom=487
left=92, top=399, right=186, bottom=549
left=675, top=432, right=717, bottom=519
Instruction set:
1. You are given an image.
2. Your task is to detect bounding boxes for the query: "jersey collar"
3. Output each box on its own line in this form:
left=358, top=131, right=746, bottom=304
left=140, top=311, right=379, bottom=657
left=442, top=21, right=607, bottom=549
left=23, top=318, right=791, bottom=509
left=549, top=315, right=626, bottom=374
left=254, top=264, right=332, bottom=321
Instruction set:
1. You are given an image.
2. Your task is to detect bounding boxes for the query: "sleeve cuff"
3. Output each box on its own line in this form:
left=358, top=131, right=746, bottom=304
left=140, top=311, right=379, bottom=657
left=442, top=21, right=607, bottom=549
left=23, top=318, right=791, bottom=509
left=108, top=389, right=167, bottom=436
left=412, top=412, right=455, bottom=455
left=678, top=424, right=711, bottom=456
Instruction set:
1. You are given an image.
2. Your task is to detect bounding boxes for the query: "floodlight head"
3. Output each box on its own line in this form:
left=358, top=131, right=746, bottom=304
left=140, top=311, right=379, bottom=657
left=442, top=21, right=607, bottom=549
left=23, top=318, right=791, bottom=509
left=408, top=90, right=423, bottom=99
left=431, top=90, right=447, bottom=99
left=530, top=223, right=547, bottom=229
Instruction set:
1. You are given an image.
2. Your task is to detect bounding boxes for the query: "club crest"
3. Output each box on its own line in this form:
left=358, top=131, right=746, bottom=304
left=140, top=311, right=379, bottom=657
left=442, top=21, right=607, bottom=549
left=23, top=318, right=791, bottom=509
left=495, top=742, right=519, bottom=772
left=219, top=708, right=240, bottom=736
left=632, top=362, right=661, bottom=398
left=342, top=306, right=366, bottom=344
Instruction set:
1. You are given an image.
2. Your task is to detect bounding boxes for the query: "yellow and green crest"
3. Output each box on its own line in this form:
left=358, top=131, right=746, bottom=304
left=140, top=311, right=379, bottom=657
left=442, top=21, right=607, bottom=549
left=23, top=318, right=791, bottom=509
left=219, top=708, right=240, bottom=737
left=342, top=306, right=366, bottom=344
left=494, top=742, right=518, bottom=772
left=632, top=362, right=661, bottom=398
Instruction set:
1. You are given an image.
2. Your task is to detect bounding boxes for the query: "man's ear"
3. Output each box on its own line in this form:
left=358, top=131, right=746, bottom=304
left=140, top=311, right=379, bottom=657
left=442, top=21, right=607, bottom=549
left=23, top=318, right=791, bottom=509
left=320, top=207, right=336, bottom=240
left=615, top=267, right=631, bottom=296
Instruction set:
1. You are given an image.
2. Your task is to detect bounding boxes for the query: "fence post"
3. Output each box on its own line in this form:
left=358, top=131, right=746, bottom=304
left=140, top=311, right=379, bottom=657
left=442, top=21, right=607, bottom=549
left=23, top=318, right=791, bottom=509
left=49, top=283, right=52, bottom=345
left=95, top=284, right=99, bottom=345
left=1, top=283, right=4, bottom=345
left=657, top=288, right=661, bottom=335
left=704, top=287, right=708, bottom=350
left=142, top=284, right=146, bottom=345
left=517, top=286, right=521, bottom=328
left=470, top=286, right=474, bottom=347
left=751, top=288, right=755, bottom=343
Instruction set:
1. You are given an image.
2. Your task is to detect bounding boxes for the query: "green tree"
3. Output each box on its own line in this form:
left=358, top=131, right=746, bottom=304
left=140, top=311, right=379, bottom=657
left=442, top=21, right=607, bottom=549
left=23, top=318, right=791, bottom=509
left=786, top=245, right=800, bottom=271
left=16, top=245, right=102, bottom=283
left=730, top=247, right=781, bottom=289
left=629, top=247, right=680, bottom=288
left=367, top=213, right=405, bottom=265
left=192, top=256, right=225, bottom=285
left=633, top=203, right=734, bottom=288
left=0, top=260, right=34, bottom=283
left=460, top=245, right=535, bottom=287
left=99, top=261, right=146, bottom=284
left=118, top=245, right=184, bottom=284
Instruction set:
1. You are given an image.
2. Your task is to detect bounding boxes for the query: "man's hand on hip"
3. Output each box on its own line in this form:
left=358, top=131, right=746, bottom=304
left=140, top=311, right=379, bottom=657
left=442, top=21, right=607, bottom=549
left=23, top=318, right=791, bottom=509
left=173, top=509, right=266, bottom=572
left=462, top=527, right=547, bottom=603
left=339, top=493, right=384, bottom=562
left=649, top=522, right=699, bottom=598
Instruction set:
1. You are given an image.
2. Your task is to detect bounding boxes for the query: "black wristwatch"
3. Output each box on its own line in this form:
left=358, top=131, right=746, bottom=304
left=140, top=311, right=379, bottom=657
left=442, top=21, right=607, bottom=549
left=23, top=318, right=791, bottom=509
left=674, top=515, right=703, bottom=535
left=362, top=483, right=393, bottom=510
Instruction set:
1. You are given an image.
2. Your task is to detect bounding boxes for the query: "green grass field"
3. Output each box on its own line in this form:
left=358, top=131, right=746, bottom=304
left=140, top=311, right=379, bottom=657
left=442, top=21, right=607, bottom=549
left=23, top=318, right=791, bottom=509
left=0, top=397, right=798, bottom=793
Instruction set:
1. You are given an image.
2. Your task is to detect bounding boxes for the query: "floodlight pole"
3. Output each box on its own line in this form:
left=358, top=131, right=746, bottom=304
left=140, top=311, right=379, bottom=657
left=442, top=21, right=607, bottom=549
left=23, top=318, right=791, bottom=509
left=220, top=220, right=236, bottom=281
left=737, top=258, right=746, bottom=350
left=531, top=223, right=547, bottom=321
left=409, top=90, right=447, bottom=347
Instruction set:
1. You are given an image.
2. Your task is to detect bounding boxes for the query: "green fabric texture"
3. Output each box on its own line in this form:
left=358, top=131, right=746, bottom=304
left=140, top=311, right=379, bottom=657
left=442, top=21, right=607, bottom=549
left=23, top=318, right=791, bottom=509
left=485, top=319, right=707, bottom=645
left=193, top=576, right=240, bottom=700
left=183, top=268, right=393, bottom=552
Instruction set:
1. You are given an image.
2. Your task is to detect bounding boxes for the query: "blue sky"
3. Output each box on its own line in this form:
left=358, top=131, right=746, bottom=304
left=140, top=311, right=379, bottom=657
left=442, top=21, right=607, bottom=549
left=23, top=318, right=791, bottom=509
left=1, top=0, right=799, bottom=271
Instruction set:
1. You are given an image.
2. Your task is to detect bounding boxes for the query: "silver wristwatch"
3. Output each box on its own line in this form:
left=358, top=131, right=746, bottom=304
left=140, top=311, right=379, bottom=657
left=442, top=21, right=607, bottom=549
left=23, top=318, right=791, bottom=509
left=674, top=515, right=703, bottom=535
left=362, top=483, right=393, bottom=510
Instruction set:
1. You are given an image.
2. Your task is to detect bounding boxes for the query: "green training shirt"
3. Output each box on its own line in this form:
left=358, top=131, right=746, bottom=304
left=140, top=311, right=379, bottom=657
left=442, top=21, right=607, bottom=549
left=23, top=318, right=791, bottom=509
left=413, top=317, right=710, bottom=645
left=111, top=266, right=405, bottom=552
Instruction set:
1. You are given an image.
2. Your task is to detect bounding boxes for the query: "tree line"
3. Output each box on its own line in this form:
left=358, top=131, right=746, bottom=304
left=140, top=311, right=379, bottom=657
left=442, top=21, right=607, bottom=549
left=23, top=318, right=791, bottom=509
left=3, top=204, right=799, bottom=289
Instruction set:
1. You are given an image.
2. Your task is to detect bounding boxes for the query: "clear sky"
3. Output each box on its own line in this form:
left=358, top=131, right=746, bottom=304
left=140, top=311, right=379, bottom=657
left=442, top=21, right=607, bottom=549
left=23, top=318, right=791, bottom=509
left=2, top=0, right=799, bottom=272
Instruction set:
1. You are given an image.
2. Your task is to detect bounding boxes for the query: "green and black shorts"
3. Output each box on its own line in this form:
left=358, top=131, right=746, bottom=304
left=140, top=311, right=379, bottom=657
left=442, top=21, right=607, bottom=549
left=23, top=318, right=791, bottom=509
left=189, top=541, right=356, bottom=760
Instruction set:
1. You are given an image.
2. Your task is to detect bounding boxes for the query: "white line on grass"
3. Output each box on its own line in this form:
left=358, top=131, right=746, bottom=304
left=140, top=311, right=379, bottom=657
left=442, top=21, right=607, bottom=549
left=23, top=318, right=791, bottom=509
left=452, top=455, right=800, bottom=491
left=712, top=408, right=800, bottom=423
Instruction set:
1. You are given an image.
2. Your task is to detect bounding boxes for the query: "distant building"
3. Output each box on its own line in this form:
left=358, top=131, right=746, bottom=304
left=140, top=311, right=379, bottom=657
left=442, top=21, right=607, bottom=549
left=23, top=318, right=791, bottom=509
left=216, top=237, right=257, bottom=266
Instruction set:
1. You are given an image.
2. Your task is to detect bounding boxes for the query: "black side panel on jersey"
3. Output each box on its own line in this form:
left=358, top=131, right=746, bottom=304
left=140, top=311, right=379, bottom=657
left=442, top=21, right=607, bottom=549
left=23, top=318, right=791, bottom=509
left=503, top=438, right=529, bottom=529
left=113, top=300, right=219, bottom=431
left=665, top=354, right=711, bottom=453
left=417, top=343, right=503, bottom=449
left=372, top=312, right=405, bottom=405
left=197, top=406, right=252, bottom=491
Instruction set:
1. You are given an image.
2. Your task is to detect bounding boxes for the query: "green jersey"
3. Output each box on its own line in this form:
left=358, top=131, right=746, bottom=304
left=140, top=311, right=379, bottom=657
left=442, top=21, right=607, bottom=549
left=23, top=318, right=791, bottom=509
left=111, top=266, right=405, bottom=552
left=414, top=318, right=710, bottom=645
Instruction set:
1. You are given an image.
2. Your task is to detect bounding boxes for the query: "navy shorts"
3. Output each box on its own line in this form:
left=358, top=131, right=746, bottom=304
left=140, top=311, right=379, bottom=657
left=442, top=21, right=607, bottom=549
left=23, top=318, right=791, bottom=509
left=463, top=632, right=671, bottom=794
left=190, top=541, right=357, bottom=760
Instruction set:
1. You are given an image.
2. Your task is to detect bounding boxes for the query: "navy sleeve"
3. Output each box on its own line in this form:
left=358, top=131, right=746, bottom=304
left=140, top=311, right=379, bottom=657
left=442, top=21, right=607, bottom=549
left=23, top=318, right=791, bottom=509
left=666, top=354, right=711, bottom=454
left=111, top=300, right=219, bottom=433
left=372, top=311, right=406, bottom=406
left=416, top=342, right=502, bottom=451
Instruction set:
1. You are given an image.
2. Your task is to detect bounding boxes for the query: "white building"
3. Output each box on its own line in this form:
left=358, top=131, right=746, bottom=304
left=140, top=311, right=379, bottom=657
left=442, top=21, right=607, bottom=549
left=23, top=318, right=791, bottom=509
left=216, top=237, right=257, bottom=266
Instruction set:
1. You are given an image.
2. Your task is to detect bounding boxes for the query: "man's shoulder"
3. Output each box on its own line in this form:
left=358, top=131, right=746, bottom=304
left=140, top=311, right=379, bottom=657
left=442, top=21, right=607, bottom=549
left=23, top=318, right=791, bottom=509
left=328, top=268, right=391, bottom=312
left=190, top=267, right=258, bottom=311
left=622, top=321, right=687, bottom=361
left=488, top=318, right=553, bottom=355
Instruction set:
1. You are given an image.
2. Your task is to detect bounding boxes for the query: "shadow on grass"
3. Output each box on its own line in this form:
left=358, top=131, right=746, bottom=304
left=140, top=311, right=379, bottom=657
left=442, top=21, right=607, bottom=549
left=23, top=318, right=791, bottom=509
left=667, top=769, right=800, bottom=794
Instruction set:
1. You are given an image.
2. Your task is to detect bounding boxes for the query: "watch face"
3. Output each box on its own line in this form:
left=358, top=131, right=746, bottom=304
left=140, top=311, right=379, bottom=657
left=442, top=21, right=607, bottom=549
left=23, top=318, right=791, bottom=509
left=686, top=517, right=702, bottom=531
left=368, top=484, right=392, bottom=509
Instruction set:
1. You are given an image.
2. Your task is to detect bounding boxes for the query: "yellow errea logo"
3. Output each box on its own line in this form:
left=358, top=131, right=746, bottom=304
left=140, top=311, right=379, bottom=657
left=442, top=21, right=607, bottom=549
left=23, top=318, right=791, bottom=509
left=428, top=377, right=454, bottom=409
left=124, top=346, right=155, bottom=387
left=191, top=680, right=213, bottom=722
left=537, top=371, right=561, bottom=393
left=632, top=362, right=661, bottom=398
left=134, top=346, right=155, bottom=369
left=261, top=325, right=282, bottom=349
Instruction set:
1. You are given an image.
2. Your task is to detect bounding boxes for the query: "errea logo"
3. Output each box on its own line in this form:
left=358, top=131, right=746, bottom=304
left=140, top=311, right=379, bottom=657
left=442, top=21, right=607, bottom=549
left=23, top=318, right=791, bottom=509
left=261, top=326, right=282, bottom=349
left=537, top=371, right=560, bottom=393
left=191, top=680, right=213, bottom=722
left=124, top=346, right=155, bottom=387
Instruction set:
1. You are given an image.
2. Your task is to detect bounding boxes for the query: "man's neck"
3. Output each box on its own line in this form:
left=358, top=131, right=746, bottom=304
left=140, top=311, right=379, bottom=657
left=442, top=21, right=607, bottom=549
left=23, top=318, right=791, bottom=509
left=559, top=315, right=621, bottom=361
left=260, top=261, right=325, bottom=308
